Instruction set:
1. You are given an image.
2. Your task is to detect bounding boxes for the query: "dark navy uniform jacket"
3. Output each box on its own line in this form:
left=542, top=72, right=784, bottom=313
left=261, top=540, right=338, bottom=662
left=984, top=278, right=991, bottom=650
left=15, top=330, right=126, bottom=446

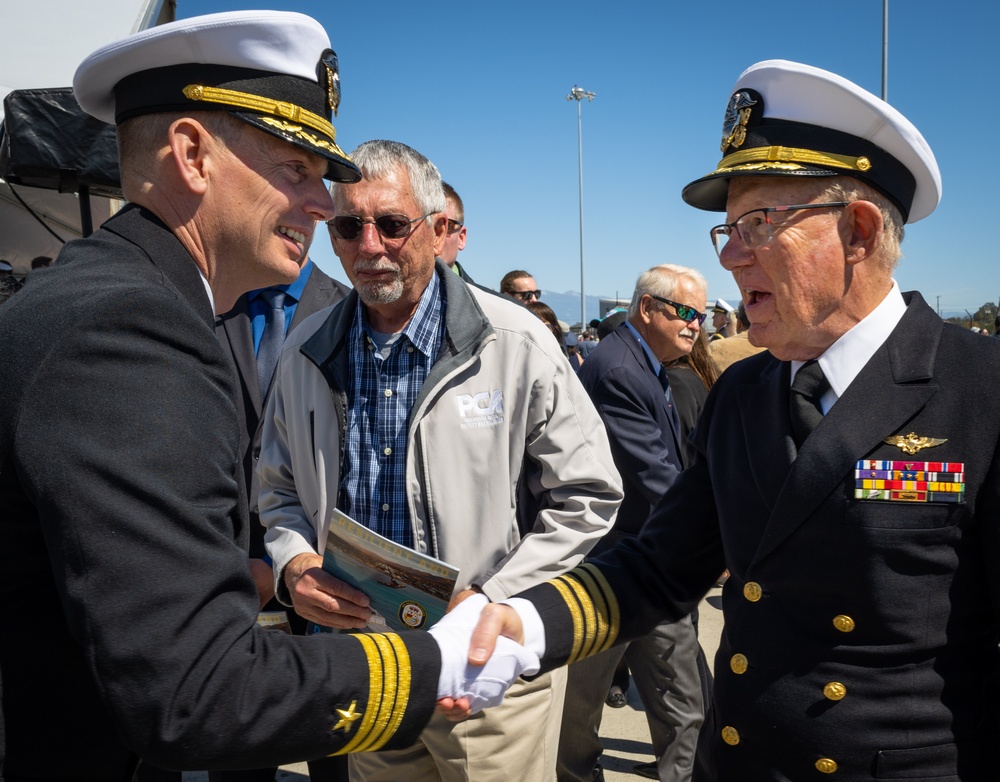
left=523, top=292, right=1000, bottom=781
left=0, top=205, right=438, bottom=781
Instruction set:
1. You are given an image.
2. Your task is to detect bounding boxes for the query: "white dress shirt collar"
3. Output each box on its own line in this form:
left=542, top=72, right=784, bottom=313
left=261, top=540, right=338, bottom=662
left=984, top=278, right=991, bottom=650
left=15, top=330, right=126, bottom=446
left=198, top=268, right=216, bottom=315
left=790, top=280, right=906, bottom=413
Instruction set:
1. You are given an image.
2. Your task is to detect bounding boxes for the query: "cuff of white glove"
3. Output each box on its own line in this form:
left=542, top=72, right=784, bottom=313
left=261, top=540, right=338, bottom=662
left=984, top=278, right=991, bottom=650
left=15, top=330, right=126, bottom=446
left=500, top=597, right=545, bottom=660
left=427, top=594, right=540, bottom=714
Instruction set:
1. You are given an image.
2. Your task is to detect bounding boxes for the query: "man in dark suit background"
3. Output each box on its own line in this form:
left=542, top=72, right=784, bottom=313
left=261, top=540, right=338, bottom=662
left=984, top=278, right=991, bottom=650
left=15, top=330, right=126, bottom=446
left=559, top=264, right=711, bottom=782
left=217, top=258, right=349, bottom=615
left=212, top=257, right=350, bottom=782
left=459, top=60, right=1000, bottom=781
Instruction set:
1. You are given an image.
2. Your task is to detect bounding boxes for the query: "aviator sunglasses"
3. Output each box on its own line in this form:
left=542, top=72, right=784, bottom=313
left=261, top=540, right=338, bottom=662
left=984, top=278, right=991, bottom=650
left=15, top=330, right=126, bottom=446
left=328, top=213, right=433, bottom=241
left=648, top=294, right=707, bottom=326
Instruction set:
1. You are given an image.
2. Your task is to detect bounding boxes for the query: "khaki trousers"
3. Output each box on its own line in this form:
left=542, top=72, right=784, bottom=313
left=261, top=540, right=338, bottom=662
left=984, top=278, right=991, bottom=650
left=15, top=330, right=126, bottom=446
left=349, top=668, right=567, bottom=782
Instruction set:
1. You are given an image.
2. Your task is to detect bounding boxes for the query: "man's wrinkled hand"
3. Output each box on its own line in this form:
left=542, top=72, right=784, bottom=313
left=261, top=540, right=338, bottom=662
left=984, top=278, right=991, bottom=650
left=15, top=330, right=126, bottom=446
left=428, top=594, right=538, bottom=721
left=283, top=552, right=372, bottom=629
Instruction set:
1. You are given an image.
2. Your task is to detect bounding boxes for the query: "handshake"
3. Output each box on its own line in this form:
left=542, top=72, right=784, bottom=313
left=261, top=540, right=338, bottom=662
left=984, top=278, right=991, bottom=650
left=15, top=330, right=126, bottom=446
left=426, top=594, right=542, bottom=719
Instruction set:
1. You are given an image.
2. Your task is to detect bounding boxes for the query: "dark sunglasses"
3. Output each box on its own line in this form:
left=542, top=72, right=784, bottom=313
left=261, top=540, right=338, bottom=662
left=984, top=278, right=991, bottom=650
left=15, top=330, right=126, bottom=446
left=648, top=294, right=707, bottom=325
left=327, top=213, right=432, bottom=241
left=446, top=219, right=464, bottom=235
left=514, top=290, right=542, bottom=301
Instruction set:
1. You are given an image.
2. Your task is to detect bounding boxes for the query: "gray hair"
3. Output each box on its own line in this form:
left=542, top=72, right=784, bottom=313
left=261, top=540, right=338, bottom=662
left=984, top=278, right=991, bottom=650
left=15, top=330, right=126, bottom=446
left=817, top=177, right=905, bottom=272
left=331, top=140, right=446, bottom=215
left=627, top=264, right=708, bottom=319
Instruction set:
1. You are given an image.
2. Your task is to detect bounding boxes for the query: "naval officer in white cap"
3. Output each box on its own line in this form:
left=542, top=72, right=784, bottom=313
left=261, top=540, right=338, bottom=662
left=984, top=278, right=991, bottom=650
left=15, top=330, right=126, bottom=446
left=0, top=11, right=537, bottom=782
left=456, top=59, right=1000, bottom=781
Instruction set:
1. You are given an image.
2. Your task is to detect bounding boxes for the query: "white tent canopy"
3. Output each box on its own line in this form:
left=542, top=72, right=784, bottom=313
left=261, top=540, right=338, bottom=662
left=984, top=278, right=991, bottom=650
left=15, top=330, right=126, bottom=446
left=1, top=0, right=170, bottom=274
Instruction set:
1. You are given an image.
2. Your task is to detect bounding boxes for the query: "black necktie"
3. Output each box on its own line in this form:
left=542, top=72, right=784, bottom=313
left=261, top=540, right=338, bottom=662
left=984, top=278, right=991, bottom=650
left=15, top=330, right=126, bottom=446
left=789, top=360, right=830, bottom=448
left=257, top=289, right=287, bottom=398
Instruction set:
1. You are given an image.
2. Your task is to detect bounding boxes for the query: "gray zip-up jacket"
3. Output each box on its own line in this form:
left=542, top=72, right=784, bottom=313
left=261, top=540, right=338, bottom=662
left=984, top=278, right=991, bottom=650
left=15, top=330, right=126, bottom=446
left=259, top=263, right=622, bottom=604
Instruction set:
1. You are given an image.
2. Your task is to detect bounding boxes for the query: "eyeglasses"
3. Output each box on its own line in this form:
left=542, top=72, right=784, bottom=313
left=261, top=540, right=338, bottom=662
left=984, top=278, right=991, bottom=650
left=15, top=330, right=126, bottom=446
left=513, top=290, right=542, bottom=301
left=446, top=219, right=464, bottom=235
left=327, top=213, right=433, bottom=242
left=709, top=201, right=851, bottom=258
left=648, top=294, right=707, bottom=326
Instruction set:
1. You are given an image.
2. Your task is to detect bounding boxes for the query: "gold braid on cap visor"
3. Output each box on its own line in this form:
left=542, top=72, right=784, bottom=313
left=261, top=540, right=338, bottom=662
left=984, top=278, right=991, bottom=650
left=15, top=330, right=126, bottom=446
left=713, top=145, right=872, bottom=175
left=182, top=84, right=342, bottom=150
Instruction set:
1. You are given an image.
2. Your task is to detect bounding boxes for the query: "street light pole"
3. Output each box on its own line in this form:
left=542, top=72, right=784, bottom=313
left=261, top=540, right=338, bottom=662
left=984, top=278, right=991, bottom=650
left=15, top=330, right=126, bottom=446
left=881, top=0, right=889, bottom=101
left=567, top=86, right=595, bottom=331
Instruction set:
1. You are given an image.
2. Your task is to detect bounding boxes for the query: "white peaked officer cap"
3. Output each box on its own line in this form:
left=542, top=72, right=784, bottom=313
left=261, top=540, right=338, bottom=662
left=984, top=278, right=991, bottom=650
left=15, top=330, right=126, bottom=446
left=683, top=60, right=942, bottom=223
left=73, top=10, right=360, bottom=182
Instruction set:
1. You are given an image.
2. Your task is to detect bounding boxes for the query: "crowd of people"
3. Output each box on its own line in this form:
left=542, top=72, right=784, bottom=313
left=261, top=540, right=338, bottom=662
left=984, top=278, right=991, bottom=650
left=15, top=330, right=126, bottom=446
left=2, top=9, right=1000, bottom=782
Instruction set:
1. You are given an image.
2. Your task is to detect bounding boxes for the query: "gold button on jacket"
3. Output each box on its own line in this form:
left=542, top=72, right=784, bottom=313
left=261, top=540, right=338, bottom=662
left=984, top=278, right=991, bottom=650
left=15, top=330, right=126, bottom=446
left=721, top=726, right=740, bottom=746
left=823, top=682, right=847, bottom=701
left=832, top=614, right=855, bottom=633
left=730, top=653, right=748, bottom=674
left=743, top=581, right=762, bottom=602
left=815, top=757, right=838, bottom=774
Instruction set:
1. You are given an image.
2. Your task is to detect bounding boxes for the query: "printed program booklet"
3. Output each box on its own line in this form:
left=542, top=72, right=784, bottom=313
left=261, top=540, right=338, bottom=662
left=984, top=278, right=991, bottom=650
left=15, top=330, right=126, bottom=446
left=321, top=508, right=460, bottom=632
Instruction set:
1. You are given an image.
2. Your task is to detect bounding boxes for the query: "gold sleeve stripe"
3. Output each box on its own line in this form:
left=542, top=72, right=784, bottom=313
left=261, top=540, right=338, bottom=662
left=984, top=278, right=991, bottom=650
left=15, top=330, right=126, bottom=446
left=560, top=570, right=603, bottom=659
left=355, top=633, right=398, bottom=753
left=336, top=634, right=384, bottom=755
left=363, top=634, right=411, bottom=752
left=336, top=632, right=411, bottom=755
left=714, top=145, right=872, bottom=175
left=553, top=565, right=620, bottom=664
left=577, top=563, right=620, bottom=653
left=182, top=84, right=338, bottom=142
left=551, top=576, right=585, bottom=663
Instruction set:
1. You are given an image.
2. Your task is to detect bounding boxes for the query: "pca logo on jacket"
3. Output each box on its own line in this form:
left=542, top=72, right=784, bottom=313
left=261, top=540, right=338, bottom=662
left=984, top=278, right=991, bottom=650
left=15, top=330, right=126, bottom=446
left=456, top=389, right=504, bottom=429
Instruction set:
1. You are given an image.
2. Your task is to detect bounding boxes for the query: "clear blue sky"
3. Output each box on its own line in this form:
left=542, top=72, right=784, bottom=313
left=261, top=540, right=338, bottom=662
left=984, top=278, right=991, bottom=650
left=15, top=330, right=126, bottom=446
left=183, top=0, right=999, bottom=322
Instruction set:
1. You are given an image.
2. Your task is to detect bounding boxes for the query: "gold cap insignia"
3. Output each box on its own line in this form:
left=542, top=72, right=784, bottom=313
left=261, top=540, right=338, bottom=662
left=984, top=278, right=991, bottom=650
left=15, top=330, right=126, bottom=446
left=318, top=49, right=341, bottom=117
left=720, top=90, right=758, bottom=153
left=883, top=432, right=948, bottom=455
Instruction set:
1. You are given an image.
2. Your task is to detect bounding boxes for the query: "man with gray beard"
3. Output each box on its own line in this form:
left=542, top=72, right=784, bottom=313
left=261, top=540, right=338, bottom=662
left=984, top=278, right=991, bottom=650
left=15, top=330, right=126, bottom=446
left=257, top=139, right=623, bottom=782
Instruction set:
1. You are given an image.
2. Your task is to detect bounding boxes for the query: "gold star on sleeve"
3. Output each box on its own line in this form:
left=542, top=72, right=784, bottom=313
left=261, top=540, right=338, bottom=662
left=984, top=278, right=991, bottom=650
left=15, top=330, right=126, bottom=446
left=333, top=700, right=361, bottom=733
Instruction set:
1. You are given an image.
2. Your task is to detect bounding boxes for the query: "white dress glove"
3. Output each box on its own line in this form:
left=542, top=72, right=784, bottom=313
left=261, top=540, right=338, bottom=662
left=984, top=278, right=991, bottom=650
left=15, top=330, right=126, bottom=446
left=427, top=594, right=540, bottom=714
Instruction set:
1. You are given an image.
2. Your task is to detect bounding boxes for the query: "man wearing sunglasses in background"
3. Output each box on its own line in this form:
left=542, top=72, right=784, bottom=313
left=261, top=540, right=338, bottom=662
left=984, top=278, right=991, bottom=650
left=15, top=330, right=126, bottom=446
left=456, top=60, right=1000, bottom=781
left=500, top=268, right=542, bottom=302
left=559, top=264, right=712, bottom=782
left=257, top=139, right=623, bottom=782
left=439, top=181, right=474, bottom=282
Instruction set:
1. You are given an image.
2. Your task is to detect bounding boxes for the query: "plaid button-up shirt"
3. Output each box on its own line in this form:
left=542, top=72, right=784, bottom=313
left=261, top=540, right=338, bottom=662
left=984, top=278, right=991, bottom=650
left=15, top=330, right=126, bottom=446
left=339, top=273, right=446, bottom=547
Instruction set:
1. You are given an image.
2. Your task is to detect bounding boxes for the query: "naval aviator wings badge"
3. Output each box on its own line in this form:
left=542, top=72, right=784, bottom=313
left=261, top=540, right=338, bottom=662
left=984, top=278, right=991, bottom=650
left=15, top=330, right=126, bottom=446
left=854, top=432, right=964, bottom=504
left=883, top=432, right=948, bottom=455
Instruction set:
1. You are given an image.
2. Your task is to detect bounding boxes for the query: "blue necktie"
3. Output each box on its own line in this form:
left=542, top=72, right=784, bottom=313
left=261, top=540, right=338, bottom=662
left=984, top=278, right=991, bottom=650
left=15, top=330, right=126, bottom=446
left=257, top=289, right=287, bottom=398
left=658, top=366, right=681, bottom=434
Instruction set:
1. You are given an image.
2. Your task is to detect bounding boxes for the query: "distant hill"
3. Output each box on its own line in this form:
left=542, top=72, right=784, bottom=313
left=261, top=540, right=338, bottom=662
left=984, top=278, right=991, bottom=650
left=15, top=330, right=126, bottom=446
left=541, top=290, right=619, bottom=328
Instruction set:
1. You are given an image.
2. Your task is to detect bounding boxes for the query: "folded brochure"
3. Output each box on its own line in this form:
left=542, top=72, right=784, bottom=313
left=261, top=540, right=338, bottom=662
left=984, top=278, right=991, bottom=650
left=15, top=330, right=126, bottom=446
left=321, top=508, right=460, bottom=632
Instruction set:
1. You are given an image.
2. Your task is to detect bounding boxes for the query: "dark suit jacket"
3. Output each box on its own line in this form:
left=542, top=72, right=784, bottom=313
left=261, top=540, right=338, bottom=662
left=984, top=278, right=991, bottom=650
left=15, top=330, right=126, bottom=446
left=216, top=265, right=349, bottom=561
left=0, top=206, right=437, bottom=781
left=577, top=323, right=684, bottom=550
left=528, top=292, right=1000, bottom=781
